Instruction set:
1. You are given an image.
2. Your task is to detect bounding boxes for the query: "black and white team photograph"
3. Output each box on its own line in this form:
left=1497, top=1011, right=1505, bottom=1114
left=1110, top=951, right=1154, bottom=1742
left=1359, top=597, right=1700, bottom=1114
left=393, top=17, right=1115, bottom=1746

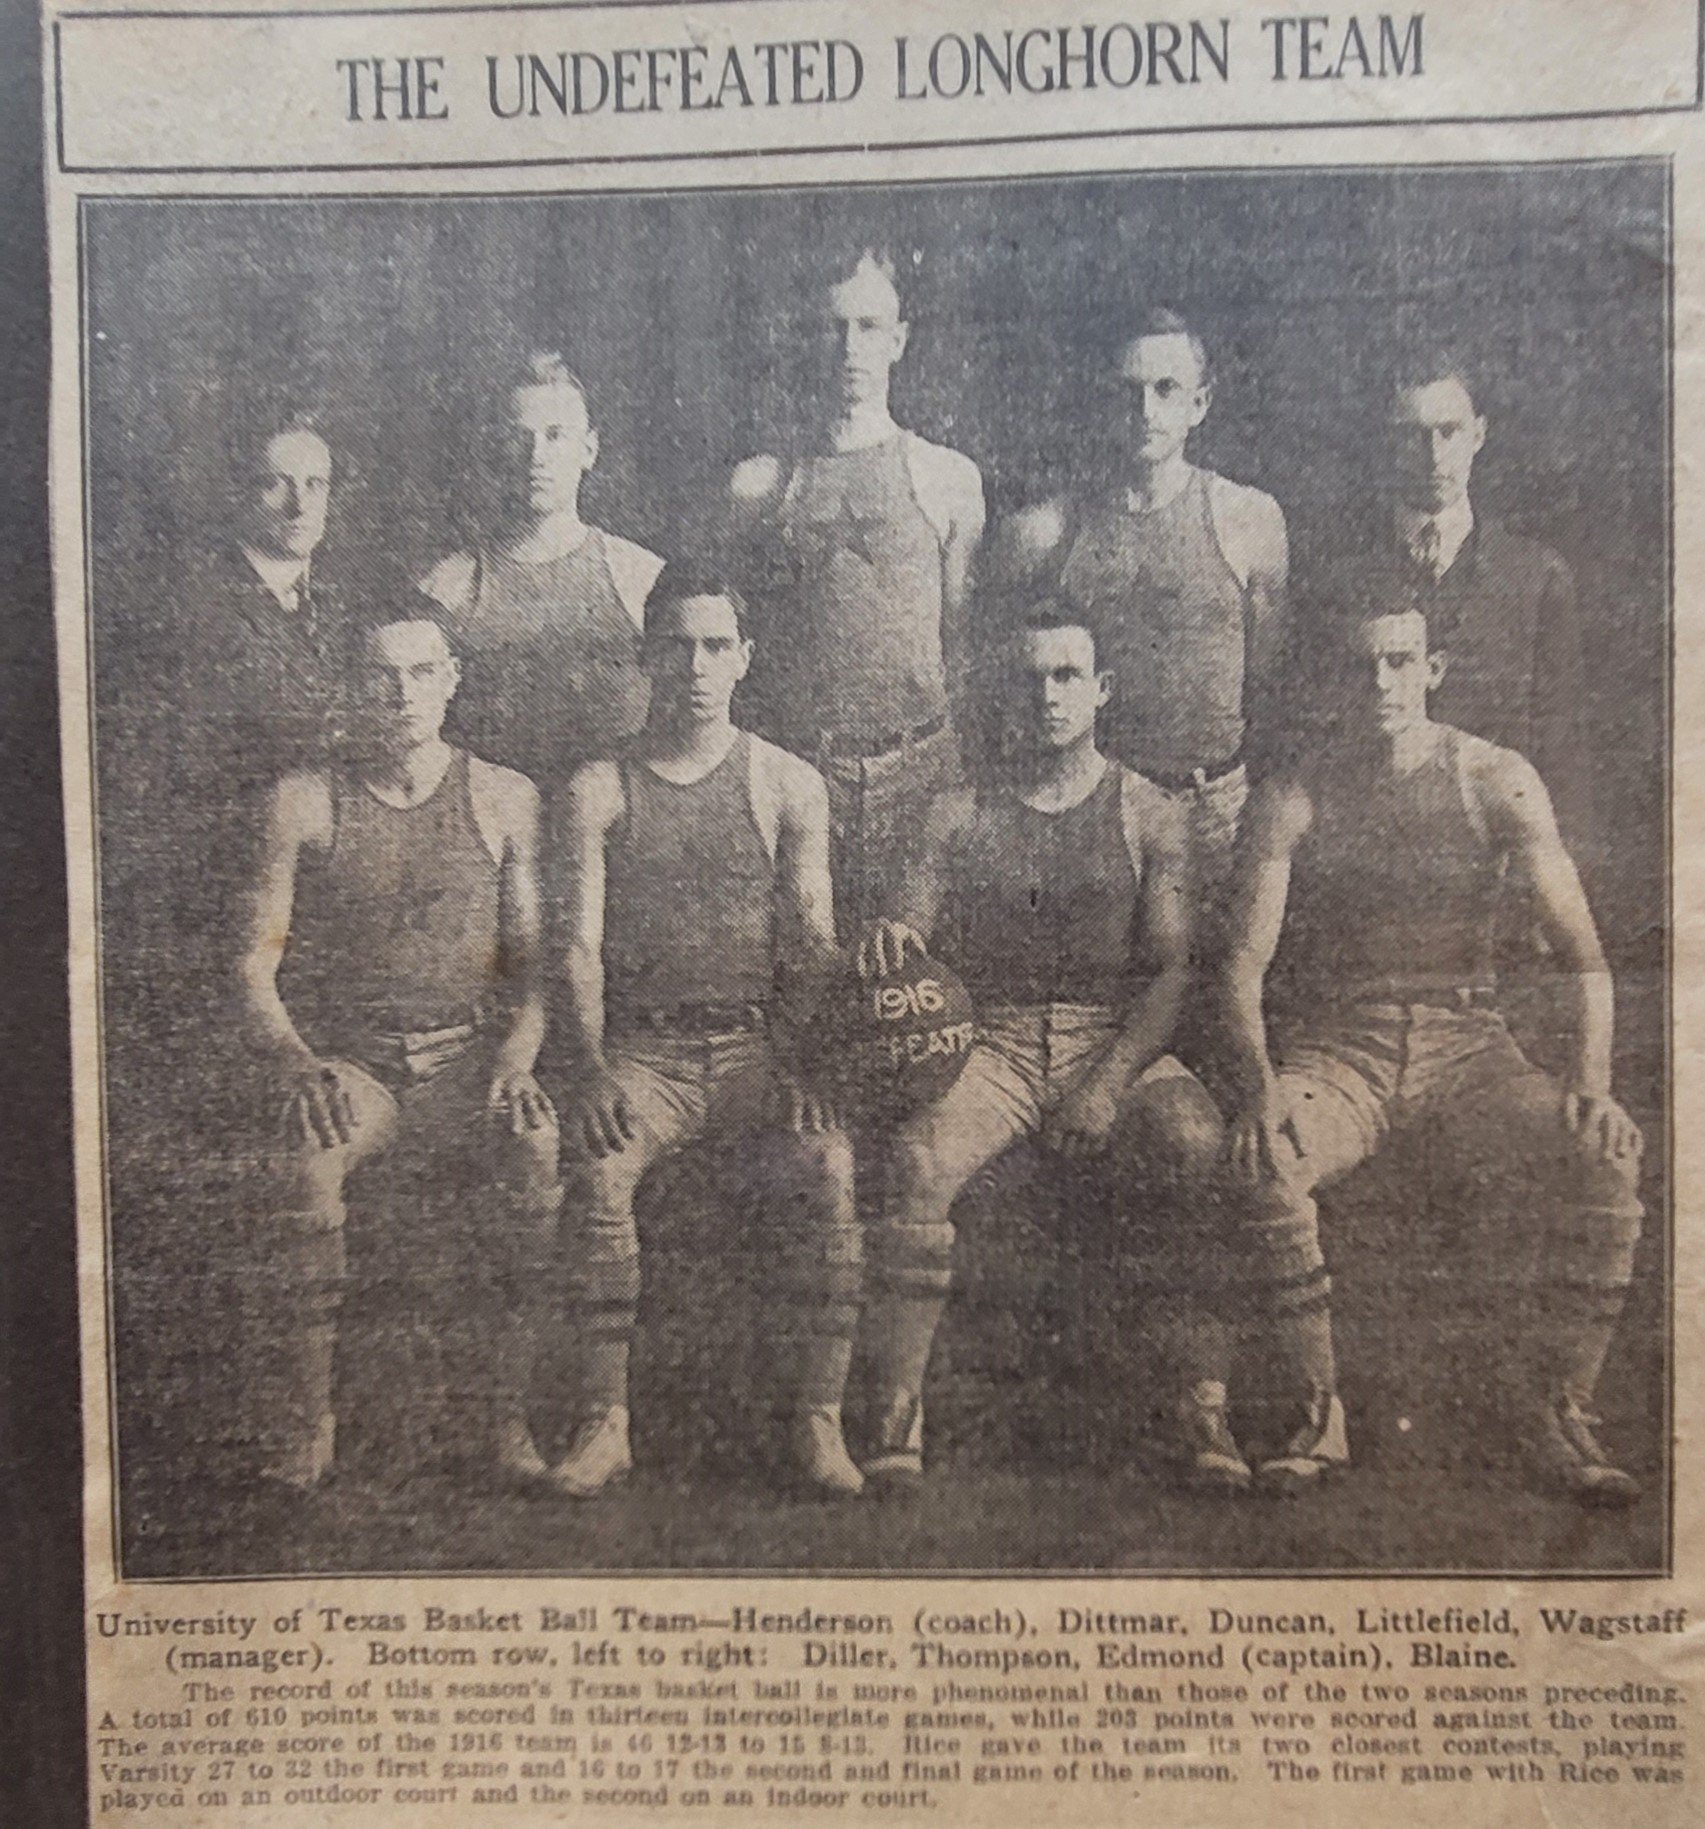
left=82, top=160, right=1670, bottom=1578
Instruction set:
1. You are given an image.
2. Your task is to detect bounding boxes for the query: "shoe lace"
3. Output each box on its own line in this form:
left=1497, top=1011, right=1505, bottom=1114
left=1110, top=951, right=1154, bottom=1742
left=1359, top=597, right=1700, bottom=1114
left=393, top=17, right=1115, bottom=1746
left=566, top=1409, right=620, bottom=1456
left=1555, top=1399, right=1610, bottom=1465
left=1280, top=1390, right=1334, bottom=1457
left=1180, top=1396, right=1238, bottom=1454
left=879, top=1396, right=923, bottom=1452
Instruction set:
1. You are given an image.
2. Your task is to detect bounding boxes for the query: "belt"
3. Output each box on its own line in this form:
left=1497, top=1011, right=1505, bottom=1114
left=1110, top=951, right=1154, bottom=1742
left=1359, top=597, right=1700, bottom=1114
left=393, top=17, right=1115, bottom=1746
left=1143, top=752, right=1245, bottom=794
left=819, top=714, right=947, bottom=760
left=609, top=1001, right=768, bottom=1037
left=1320, top=984, right=1498, bottom=1011
left=320, top=1004, right=485, bottom=1044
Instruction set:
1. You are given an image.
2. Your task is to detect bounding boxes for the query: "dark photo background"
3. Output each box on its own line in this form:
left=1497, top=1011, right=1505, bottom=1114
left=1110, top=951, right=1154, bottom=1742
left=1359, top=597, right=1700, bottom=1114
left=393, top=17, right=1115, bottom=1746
left=83, top=161, right=1670, bottom=1576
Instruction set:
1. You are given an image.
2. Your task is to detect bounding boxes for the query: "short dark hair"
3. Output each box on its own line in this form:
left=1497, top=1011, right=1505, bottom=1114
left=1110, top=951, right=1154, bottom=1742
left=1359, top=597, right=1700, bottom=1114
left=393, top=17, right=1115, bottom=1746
left=643, top=564, right=751, bottom=642
left=818, top=243, right=905, bottom=306
left=1390, top=343, right=1481, bottom=415
left=510, top=348, right=593, bottom=415
left=1112, top=307, right=1212, bottom=388
left=350, top=589, right=458, bottom=655
left=226, top=396, right=328, bottom=485
left=1005, top=596, right=1102, bottom=670
left=1320, top=588, right=1446, bottom=654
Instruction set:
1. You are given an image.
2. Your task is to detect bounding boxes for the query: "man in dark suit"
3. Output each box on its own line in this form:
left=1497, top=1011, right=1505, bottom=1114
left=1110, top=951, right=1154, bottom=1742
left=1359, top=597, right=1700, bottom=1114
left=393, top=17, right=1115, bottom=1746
left=104, top=403, right=351, bottom=1122
left=1309, top=349, right=1594, bottom=858
left=166, top=405, right=346, bottom=786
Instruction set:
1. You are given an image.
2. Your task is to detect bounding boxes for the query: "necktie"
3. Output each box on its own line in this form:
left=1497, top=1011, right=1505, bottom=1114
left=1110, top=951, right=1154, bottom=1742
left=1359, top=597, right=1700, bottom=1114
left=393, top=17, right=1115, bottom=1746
left=287, top=576, right=320, bottom=655
left=1412, top=518, right=1444, bottom=582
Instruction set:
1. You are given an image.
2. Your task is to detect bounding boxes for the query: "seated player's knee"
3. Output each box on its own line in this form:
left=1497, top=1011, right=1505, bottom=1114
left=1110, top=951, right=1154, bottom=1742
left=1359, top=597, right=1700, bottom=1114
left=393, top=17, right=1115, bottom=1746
left=490, top=1110, right=561, bottom=1196
left=563, top=1145, right=647, bottom=1260
left=249, top=1135, right=348, bottom=1224
left=568, top=1139, right=645, bottom=1200
left=1574, top=1152, right=1645, bottom=1226
left=1111, top=1076, right=1224, bottom=1191
left=886, top=1125, right=963, bottom=1226
left=774, top=1122, right=854, bottom=1186
left=1480, top=1080, right=1645, bottom=1216
left=1231, top=1172, right=1324, bottom=1277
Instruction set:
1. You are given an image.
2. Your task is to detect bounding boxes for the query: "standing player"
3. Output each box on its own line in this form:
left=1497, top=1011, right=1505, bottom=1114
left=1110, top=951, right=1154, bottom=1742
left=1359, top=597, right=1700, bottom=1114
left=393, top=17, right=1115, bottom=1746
left=1212, top=603, right=1643, bottom=1503
left=856, top=604, right=1218, bottom=1491
left=722, top=247, right=985, bottom=932
left=421, top=351, right=665, bottom=792
left=553, top=567, right=862, bottom=1498
left=1316, top=347, right=1594, bottom=852
left=999, top=309, right=1288, bottom=934
left=233, top=600, right=560, bottom=1495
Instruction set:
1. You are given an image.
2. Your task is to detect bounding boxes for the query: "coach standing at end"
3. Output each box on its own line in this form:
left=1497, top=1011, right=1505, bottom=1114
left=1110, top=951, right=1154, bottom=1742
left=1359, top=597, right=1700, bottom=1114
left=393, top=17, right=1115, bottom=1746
left=1313, top=346, right=1594, bottom=858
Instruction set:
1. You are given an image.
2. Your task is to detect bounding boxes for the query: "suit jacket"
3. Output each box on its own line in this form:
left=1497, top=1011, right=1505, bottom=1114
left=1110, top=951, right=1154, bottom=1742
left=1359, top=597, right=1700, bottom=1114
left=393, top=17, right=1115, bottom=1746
left=100, top=545, right=352, bottom=1010
left=149, top=545, right=350, bottom=789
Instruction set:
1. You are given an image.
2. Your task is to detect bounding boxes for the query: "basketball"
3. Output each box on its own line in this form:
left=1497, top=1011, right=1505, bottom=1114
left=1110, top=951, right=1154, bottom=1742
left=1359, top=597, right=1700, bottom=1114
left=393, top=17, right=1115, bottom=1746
left=807, top=950, right=978, bottom=1119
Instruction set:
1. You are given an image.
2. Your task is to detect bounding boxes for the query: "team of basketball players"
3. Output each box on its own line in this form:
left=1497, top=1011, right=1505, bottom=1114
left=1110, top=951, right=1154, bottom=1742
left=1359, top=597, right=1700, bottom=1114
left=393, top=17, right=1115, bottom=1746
left=130, top=245, right=1648, bottom=1518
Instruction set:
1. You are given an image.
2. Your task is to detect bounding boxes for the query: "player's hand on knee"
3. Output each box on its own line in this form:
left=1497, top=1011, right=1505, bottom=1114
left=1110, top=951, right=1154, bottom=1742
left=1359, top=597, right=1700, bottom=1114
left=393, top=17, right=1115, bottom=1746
left=1564, top=1088, right=1643, bottom=1166
left=280, top=1060, right=356, bottom=1151
left=1045, top=1072, right=1121, bottom=1162
left=488, top=1067, right=556, bottom=1135
left=1224, top=1098, right=1301, bottom=1187
left=771, top=1073, right=837, bottom=1134
left=855, top=919, right=926, bottom=980
left=566, top=1070, right=637, bottom=1159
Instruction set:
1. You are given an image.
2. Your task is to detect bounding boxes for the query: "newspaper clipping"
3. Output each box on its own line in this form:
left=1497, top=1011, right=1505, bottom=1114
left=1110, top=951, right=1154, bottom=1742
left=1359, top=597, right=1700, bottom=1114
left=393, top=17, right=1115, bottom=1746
left=45, top=0, right=1702, bottom=1821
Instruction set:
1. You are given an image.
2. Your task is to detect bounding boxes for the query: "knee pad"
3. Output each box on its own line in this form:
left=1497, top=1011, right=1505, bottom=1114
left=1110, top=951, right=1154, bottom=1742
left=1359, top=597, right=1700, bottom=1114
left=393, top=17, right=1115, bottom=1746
left=1232, top=1181, right=1328, bottom=1309
left=874, top=1216, right=955, bottom=1300
left=244, top=1144, right=348, bottom=1232
left=1548, top=1200, right=1644, bottom=1294
left=569, top=1247, right=642, bottom=1313
left=492, top=1119, right=561, bottom=1198
left=886, top=1131, right=964, bottom=1217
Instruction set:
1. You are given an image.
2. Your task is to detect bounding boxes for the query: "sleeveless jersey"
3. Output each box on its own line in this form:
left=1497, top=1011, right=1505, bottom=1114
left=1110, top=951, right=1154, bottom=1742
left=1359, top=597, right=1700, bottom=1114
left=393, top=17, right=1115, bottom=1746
left=756, top=437, right=947, bottom=747
left=280, top=749, right=501, bottom=1040
left=1275, top=726, right=1506, bottom=1001
left=603, top=731, right=778, bottom=1011
left=1058, top=471, right=1248, bottom=778
left=445, top=528, right=647, bottom=786
left=942, top=763, right=1148, bottom=1008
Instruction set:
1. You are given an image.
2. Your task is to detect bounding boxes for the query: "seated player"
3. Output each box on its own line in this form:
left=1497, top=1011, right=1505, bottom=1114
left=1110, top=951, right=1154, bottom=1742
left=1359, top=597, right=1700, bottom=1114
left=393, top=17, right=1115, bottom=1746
left=1214, top=603, right=1644, bottom=1503
left=856, top=602, right=1218, bottom=1491
left=233, top=599, right=560, bottom=1495
left=554, top=566, right=861, bottom=1498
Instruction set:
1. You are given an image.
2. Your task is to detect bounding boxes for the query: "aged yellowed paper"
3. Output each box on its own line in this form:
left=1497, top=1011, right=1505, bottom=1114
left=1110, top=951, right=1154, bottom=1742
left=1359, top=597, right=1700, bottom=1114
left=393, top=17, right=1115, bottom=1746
left=45, top=0, right=1704, bottom=1822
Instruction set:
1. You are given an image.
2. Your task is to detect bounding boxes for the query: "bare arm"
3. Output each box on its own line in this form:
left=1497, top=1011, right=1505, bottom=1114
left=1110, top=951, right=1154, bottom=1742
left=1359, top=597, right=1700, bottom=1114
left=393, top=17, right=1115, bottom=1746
left=1239, top=492, right=1291, bottom=767
left=775, top=762, right=840, bottom=981
left=772, top=762, right=844, bottom=1131
left=1097, top=816, right=1194, bottom=1084
left=857, top=789, right=971, bottom=977
left=1046, top=807, right=1194, bottom=1160
left=939, top=462, right=987, bottom=714
left=558, top=763, right=622, bottom=1076
left=1478, top=752, right=1612, bottom=1082
left=1220, top=778, right=1313, bottom=1110
left=236, top=771, right=329, bottom=1067
left=235, top=773, right=359, bottom=1148
left=557, top=763, right=637, bottom=1158
left=1477, top=747, right=1639, bottom=1163
left=477, top=763, right=555, bottom=1131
